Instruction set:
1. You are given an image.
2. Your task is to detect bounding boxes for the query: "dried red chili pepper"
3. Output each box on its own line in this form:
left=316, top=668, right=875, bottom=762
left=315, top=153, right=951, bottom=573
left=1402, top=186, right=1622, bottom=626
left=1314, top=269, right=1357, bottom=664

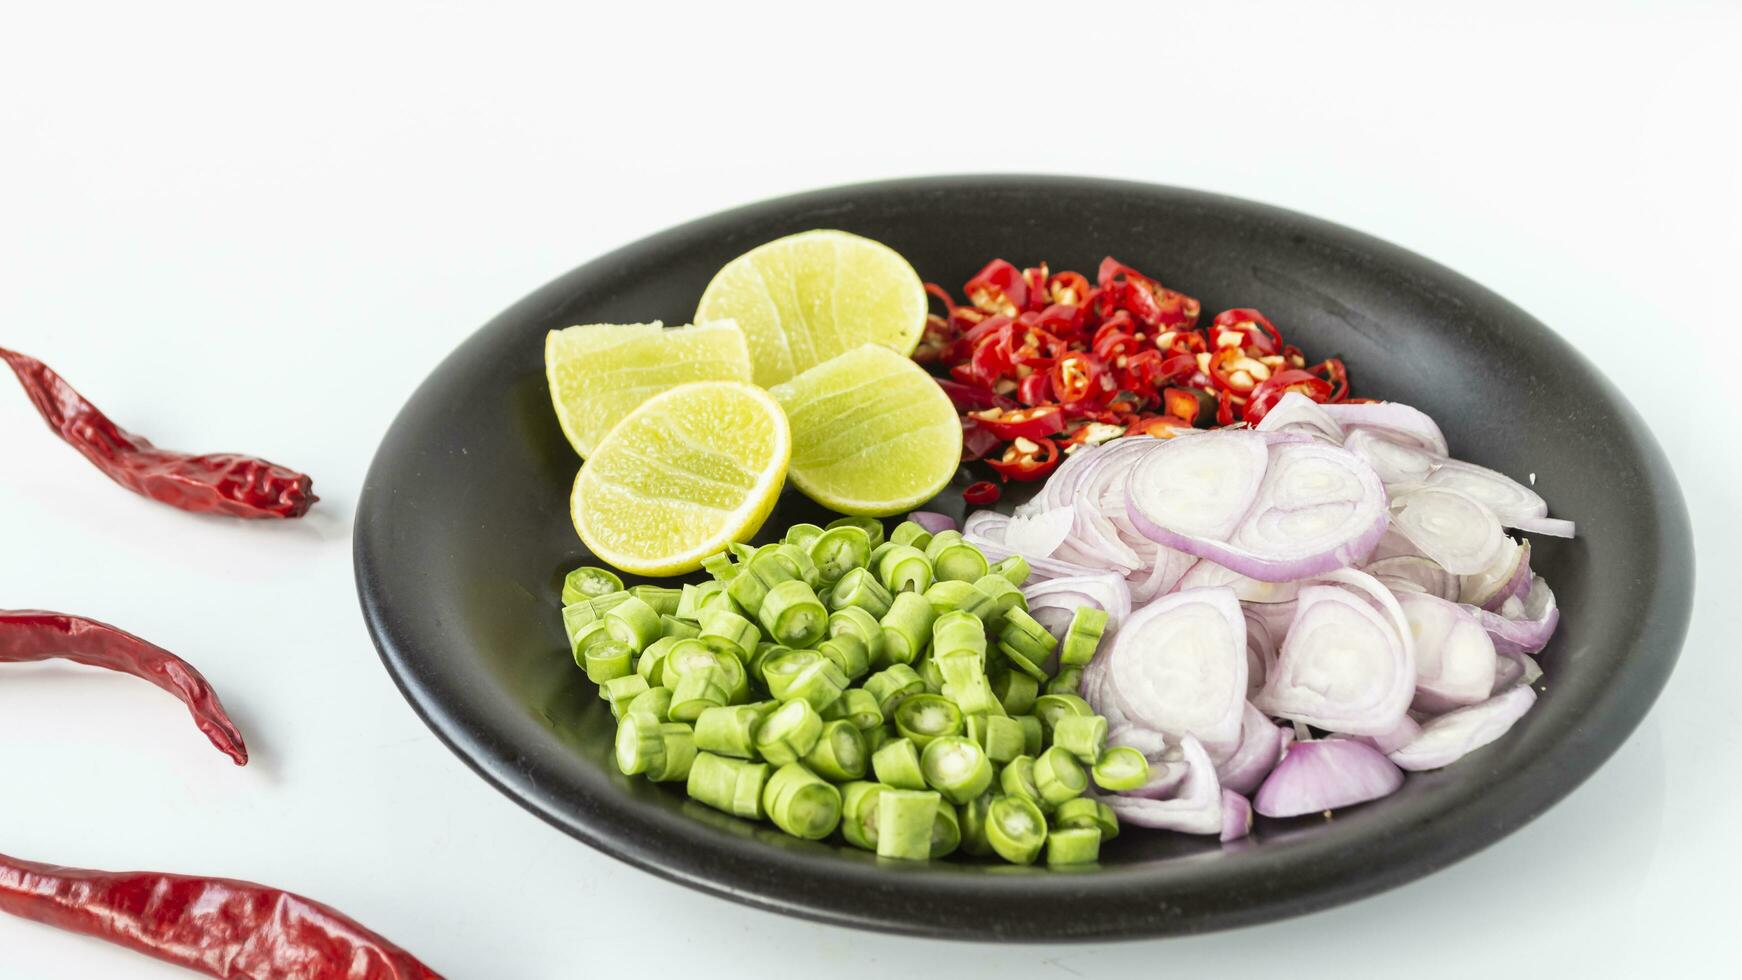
left=962, top=480, right=1002, bottom=506
left=964, top=259, right=1028, bottom=316
left=1, top=347, right=316, bottom=519
left=1242, top=368, right=1335, bottom=423
left=967, top=405, right=1066, bottom=442
left=0, top=851, right=441, bottom=979
left=986, top=436, right=1062, bottom=481
left=0, top=610, right=247, bottom=765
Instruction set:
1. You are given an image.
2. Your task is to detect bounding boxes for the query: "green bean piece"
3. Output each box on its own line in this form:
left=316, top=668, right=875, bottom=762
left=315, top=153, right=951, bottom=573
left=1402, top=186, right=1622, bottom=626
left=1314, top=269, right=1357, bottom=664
left=754, top=699, right=824, bottom=766
left=928, top=535, right=989, bottom=584
left=930, top=796, right=961, bottom=858
left=827, top=607, right=886, bottom=667
left=889, top=519, right=934, bottom=551
left=957, top=793, right=995, bottom=857
left=660, top=615, right=700, bottom=640
left=937, top=656, right=1002, bottom=717
left=562, top=566, right=624, bottom=605
left=783, top=522, right=825, bottom=551
left=675, top=583, right=704, bottom=621
left=986, top=795, right=1048, bottom=865
left=1046, top=666, right=1083, bottom=697
left=1031, top=694, right=1095, bottom=734
left=921, top=579, right=982, bottom=617
left=1034, top=746, right=1089, bottom=806
left=1046, top=827, right=1101, bottom=865
left=726, top=568, right=771, bottom=616
left=998, top=610, right=1058, bottom=680
left=1000, top=755, right=1046, bottom=810
left=920, top=528, right=962, bottom=558
left=966, top=713, right=1026, bottom=764
left=1053, top=715, right=1108, bottom=764
left=863, top=726, right=889, bottom=753
left=836, top=688, right=883, bottom=732
left=695, top=581, right=744, bottom=616
left=862, top=664, right=925, bottom=716
left=877, top=591, right=936, bottom=667
left=920, top=735, right=993, bottom=804
left=874, top=788, right=939, bottom=860
left=876, top=544, right=934, bottom=595
left=992, top=668, right=1040, bottom=716
left=826, top=515, right=886, bottom=549
left=839, top=781, right=885, bottom=851
left=604, top=596, right=663, bottom=653
left=669, top=669, right=732, bottom=722
left=931, top=610, right=987, bottom=661
left=700, top=551, right=739, bottom=582
left=817, top=634, right=871, bottom=681
left=969, top=574, right=1024, bottom=627
left=694, top=704, right=765, bottom=758
left=630, top=585, right=682, bottom=617
left=1059, top=606, right=1109, bottom=667
left=664, top=638, right=720, bottom=678
left=1050, top=797, right=1102, bottom=833
left=991, top=554, right=1031, bottom=587
left=769, top=542, right=822, bottom=588
left=803, top=719, right=868, bottom=781
left=686, top=752, right=771, bottom=819
left=698, top=608, right=760, bottom=660
left=602, top=675, right=651, bottom=718
left=584, top=640, right=635, bottom=684
left=1091, top=746, right=1151, bottom=792
left=615, top=717, right=696, bottom=782
left=728, top=542, right=756, bottom=563
left=871, top=737, right=927, bottom=790
left=764, top=651, right=849, bottom=711
left=747, top=642, right=788, bottom=688
left=809, top=525, right=872, bottom=585
left=624, top=686, right=673, bottom=723
left=866, top=540, right=898, bottom=572
left=827, top=568, right=894, bottom=618
left=915, top=654, right=945, bottom=695
left=894, top=694, right=964, bottom=749
left=758, top=579, right=828, bottom=648
left=1016, top=714, right=1045, bottom=756
left=762, top=763, right=842, bottom=840
left=1093, top=800, right=1120, bottom=840
left=634, top=637, right=674, bottom=686
left=567, top=619, right=611, bottom=668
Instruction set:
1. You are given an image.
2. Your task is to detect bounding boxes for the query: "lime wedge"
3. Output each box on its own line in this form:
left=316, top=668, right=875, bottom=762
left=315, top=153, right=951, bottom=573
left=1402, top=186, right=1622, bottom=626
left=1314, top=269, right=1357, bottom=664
left=695, top=230, right=927, bottom=387
left=546, top=320, right=752, bottom=458
left=770, top=345, right=961, bottom=517
left=572, top=381, right=790, bottom=575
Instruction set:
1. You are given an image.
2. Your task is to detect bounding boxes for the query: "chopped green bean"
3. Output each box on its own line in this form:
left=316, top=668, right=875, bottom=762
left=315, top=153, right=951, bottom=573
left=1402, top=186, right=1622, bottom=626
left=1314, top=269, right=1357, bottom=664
left=1091, top=746, right=1150, bottom=792
left=562, top=566, right=623, bottom=604
left=927, top=532, right=989, bottom=584
left=1034, top=746, right=1089, bottom=807
left=889, top=520, right=934, bottom=551
left=1016, top=714, right=1045, bottom=755
left=826, top=607, right=885, bottom=666
left=701, top=552, right=739, bottom=581
left=728, top=542, right=756, bottom=563
left=753, top=699, right=824, bottom=766
left=966, top=713, right=1026, bottom=764
left=698, top=608, right=760, bottom=660
left=747, top=642, right=789, bottom=688
left=924, top=580, right=999, bottom=621
left=929, top=796, right=961, bottom=858
left=675, top=583, right=704, bottom=621
left=817, top=634, right=870, bottom=681
left=991, top=554, right=1031, bottom=587
left=1031, top=693, right=1095, bottom=735
left=725, top=565, right=771, bottom=614
left=937, top=655, right=1002, bottom=716
left=694, top=704, right=765, bottom=758
left=876, top=543, right=934, bottom=595
left=1000, top=755, right=1046, bottom=810
left=957, top=793, right=995, bottom=856
left=893, top=694, right=964, bottom=749
left=986, top=795, right=1047, bottom=864
left=566, top=620, right=610, bottom=668
left=1092, top=799, right=1120, bottom=840
left=809, top=525, right=872, bottom=585
left=758, top=579, right=828, bottom=648
left=863, top=725, right=889, bottom=753
left=803, top=719, right=867, bottom=781
left=875, top=788, right=940, bottom=860
left=1050, top=797, right=1102, bottom=833
left=827, top=568, right=893, bottom=618
left=871, top=737, right=927, bottom=790
left=862, top=664, right=925, bottom=715
left=969, top=574, right=1024, bottom=627
left=762, top=762, right=842, bottom=839
left=669, top=668, right=733, bottom=722
left=1053, top=715, right=1108, bottom=764
left=686, top=752, right=770, bottom=819
left=920, top=736, right=993, bottom=804
left=915, top=654, right=945, bottom=695
left=826, top=515, right=885, bottom=549
left=838, top=688, right=882, bottom=732
left=614, top=716, right=695, bottom=782
left=602, top=674, right=651, bottom=718
left=630, top=585, right=682, bottom=617
left=1046, top=666, right=1083, bottom=697
left=839, top=780, right=884, bottom=851
left=878, top=591, right=936, bottom=666
left=604, top=595, right=663, bottom=652
left=660, top=615, right=701, bottom=640
left=763, top=650, right=849, bottom=711
left=624, top=686, right=672, bottom=722
left=1059, top=606, right=1108, bottom=667
left=584, top=640, right=635, bottom=684
left=694, top=581, right=743, bottom=616
left=783, top=523, right=825, bottom=551
left=931, top=610, right=987, bottom=662
left=997, top=608, right=1058, bottom=680
left=1045, top=826, right=1101, bottom=865
left=992, top=668, right=1040, bottom=715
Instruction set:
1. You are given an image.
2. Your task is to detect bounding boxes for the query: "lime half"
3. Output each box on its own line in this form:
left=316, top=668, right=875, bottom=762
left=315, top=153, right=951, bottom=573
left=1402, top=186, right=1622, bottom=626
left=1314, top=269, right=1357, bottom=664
left=695, top=230, right=927, bottom=387
left=770, top=345, right=961, bottom=517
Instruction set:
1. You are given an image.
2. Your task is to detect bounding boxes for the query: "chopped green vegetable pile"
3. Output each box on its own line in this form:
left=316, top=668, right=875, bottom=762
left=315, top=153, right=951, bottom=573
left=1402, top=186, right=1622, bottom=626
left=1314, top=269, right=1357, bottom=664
left=560, top=517, right=1144, bottom=864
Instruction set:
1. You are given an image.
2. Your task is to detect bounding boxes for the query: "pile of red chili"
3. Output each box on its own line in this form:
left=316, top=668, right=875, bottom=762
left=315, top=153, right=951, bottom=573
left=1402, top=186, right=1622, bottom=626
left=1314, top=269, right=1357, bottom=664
left=917, top=257, right=1352, bottom=487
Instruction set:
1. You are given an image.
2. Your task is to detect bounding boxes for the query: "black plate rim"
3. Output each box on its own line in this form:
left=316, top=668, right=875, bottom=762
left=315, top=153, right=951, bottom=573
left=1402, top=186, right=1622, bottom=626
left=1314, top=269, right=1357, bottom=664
left=354, top=174, right=1692, bottom=941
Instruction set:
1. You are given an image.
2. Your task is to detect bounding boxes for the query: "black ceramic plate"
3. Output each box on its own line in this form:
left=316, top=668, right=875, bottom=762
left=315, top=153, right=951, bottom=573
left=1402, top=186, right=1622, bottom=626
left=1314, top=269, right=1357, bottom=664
left=354, top=176, right=1692, bottom=940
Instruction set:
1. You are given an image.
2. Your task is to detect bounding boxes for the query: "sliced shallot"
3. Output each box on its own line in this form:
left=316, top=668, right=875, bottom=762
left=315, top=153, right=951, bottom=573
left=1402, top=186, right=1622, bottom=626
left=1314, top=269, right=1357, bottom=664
left=906, top=511, right=958, bottom=534
left=1343, top=428, right=1437, bottom=486
left=1215, top=701, right=1291, bottom=795
left=1102, top=735, right=1223, bottom=834
left=1388, top=683, right=1537, bottom=771
left=1220, top=790, right=1254, bottom=842
left=1364, top=555, right=1460, bottom=601
left=1319, top=401, right=1449, bottom=457
left=1255, top=579, right=1414, bottom=736
left=1423, top=458, right=1548, bottom=525
left=1469, top=575, right=1559, bottom=655
left=1253, top=738, right=1405, bottom=818
left=1104, top=587, right=1248, bottom=754
left=1394, top=592, right=1498, bottom=714
left=1390, top=486, right=1507, bottom=575
left=1254, top=392, right=1345, bottom=444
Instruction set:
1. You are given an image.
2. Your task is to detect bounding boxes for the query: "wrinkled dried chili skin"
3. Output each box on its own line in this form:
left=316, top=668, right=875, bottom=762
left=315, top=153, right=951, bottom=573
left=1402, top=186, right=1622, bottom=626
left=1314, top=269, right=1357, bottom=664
left=0, top=610, right=247, bottom=765
left=0, top=853, right=442, bottom=980
left=0, top=347, right=316, bottom=519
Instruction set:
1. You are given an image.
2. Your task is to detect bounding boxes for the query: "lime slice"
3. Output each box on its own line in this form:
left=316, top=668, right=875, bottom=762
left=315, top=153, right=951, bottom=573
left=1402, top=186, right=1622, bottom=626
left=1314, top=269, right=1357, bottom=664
left=695, top=229, right=927, bottom=387
left=572, top=381, right=790, bottom=575
left=770, top=345, right=961, bottom=517
left=545, top=320, right=752, bottom=458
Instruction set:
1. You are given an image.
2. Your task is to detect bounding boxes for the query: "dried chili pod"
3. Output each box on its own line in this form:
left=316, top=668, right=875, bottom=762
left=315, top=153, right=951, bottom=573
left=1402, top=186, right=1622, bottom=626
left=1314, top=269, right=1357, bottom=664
left=0, top=851, right=442, bottom=979
left=1, top=346, right=316, bottom=519
left=0, top=610, right=247, bottom=764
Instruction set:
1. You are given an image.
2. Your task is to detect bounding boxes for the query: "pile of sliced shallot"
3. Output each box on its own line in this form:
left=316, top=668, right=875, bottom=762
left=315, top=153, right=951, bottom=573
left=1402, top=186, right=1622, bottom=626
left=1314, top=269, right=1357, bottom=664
left=963, top=393, right=1568, bottom=841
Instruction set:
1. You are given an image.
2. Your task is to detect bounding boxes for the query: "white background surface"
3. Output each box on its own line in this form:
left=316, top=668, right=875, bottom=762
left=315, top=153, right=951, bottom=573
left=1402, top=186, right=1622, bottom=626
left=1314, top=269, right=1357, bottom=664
left=2, top=2, right=1737, bottom=977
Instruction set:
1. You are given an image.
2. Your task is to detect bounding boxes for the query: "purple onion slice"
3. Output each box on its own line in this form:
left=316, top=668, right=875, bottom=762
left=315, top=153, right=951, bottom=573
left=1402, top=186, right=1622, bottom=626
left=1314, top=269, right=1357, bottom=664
left=1253, top=738, right=1405, bottom=818
left=1319, top=401, right=1449, bottom=457
left=1390, top=486, right=1507, bottom=575
left=1364, top=554, right=1460, bottom=601
left=1220, top=791, right=1254, bottom=842
left=1255, top=580, right=1414, bottom=736
left=1388, top=683, right=1537, bottom=771
left=1104, top=587, right=1248, bottom=754
left=1215, top=701, right=1291, bottom=795
left=1394, top=592, right=1498, bottom=714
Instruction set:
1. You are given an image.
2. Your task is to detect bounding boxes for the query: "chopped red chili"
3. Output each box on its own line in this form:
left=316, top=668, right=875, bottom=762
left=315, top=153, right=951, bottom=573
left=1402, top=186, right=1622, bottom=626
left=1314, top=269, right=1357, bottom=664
left=2, top=347, right=317, bottom=519
left=986, top=436, right=1062, bottom=481
left=1162, top=387, right=1215, bottom=426
left=1242, top=368, right=1335, bottom=423
left=962, top=480, right=1002, bottom=506
left=1, top=610, right=247, bottom=765
left=1126, top=414, right=1195, bottom=438
left=1308, top=357, right=1350, bottom=402
left=0, top=851, right=442, bottom=979
left=1209, top=308, right=1284, bottom=356
left=1050, top=352, right=1107, bottom=407
left=1015, top=371, right=1053, bottom=406
left=964, top=259, right=1028, bottom=317
left=967, top=405, right=1066, bottom=442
